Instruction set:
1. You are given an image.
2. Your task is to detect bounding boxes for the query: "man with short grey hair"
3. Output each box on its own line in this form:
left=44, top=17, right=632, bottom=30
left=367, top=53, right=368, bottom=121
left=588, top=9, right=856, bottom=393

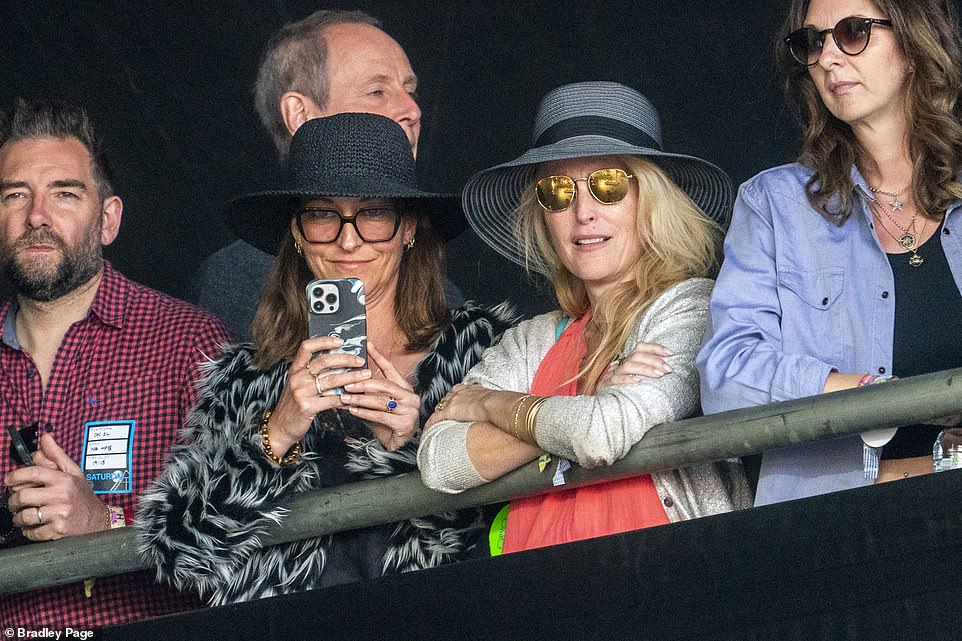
left=253, top=10, right=419, bottom=157
left=194, top=9, right=429, bottom=338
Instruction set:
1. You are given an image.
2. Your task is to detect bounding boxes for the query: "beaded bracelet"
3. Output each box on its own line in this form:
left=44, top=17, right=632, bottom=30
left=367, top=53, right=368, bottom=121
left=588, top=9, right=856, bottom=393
left=857, top=374, right=896, bottom=387
left=260, top=410, right=303, bottom=466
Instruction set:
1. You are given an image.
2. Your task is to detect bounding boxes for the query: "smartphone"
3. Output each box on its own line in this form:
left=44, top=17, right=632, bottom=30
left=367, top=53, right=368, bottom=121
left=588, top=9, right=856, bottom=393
left=6, top=424, right=36, bottom=467
left=306, top=278, right=367, bottom=396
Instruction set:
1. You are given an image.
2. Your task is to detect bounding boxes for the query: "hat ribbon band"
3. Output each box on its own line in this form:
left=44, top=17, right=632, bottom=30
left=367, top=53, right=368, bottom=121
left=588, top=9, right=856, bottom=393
left=534, top=115, right=662, bottom=151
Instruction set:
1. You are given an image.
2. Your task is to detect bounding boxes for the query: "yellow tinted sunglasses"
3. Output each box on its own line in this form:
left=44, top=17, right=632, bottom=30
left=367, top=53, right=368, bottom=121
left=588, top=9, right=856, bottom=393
left=535, top=168, right=635, bottom=212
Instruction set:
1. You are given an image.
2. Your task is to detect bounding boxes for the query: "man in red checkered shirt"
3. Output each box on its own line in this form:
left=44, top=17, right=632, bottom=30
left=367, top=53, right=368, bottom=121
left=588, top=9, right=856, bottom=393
left=0, top=98, right=232, bottom=629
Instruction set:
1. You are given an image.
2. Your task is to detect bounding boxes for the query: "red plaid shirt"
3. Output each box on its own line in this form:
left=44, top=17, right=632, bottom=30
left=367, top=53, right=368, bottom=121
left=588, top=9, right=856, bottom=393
left=0, top=262, right=232, bottom=630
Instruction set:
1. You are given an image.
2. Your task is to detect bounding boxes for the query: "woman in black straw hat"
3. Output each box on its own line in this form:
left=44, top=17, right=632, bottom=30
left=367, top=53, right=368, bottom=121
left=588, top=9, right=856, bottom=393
left=698, top=0, right=962, bottom=505
left=419, top=81, right=750, bottom=553
left=136, top=112, right=514, bottom=603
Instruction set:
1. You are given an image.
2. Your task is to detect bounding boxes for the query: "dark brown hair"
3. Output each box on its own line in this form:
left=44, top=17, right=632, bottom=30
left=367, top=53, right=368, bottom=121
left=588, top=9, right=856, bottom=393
left=777, top=0, right=962, bottom=223
left=0, top=97, right=114, bottom=201
left=251, top=205, right=448, bottom=369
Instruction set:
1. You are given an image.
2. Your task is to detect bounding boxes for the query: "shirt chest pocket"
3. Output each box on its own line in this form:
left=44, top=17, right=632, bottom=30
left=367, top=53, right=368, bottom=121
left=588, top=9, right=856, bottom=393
left=54, top=377, right=151, bottom=484
left=777, top=267, right=845, bottom=364
left=77, top=377, right=152, bottom=428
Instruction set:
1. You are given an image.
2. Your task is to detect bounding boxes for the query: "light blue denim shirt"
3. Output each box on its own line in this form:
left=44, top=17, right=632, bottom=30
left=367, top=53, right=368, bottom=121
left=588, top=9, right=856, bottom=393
left=697, top=162, right=962, bottom=505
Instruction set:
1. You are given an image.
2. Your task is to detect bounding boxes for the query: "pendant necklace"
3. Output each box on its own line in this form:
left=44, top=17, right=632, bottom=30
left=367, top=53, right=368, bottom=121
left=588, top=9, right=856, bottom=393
left=869, top=181, right=911, bottom=211
left=869, top=195, right=917, bottom=249
left=371, top=329, right=402, bottom=379
left=870, top=199, right=926, bottom=267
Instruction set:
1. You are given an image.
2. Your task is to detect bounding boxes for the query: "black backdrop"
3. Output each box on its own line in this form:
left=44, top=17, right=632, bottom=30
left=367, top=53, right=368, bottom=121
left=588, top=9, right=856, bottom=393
left=109, top=470, right=962, bottom=640
left=0, top=0, right=799, bottom=318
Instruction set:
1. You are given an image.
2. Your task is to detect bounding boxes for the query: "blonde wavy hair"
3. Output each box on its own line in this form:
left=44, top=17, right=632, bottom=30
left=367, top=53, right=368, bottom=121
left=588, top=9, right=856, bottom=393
left=517, top=155, right=721, bottom=393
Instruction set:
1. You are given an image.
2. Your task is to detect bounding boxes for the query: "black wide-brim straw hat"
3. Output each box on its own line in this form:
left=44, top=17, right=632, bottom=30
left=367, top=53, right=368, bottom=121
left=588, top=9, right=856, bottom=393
left=225, top=112, right=465, bottom=255
left=462, top=81, right=735, bottom=273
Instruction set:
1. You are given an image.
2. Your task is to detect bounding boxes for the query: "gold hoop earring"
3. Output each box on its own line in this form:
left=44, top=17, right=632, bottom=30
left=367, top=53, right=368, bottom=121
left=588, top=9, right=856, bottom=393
left=295, top=240, right=303, bottom=256
left=404, top=237, right=415, bottom=251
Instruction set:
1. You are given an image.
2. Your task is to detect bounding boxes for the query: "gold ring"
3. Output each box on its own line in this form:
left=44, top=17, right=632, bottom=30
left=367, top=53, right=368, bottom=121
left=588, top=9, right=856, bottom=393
left=435, top=400, right=445, bottom=412
left=36, top=507, right=43, bottom=524
left=314, top=374, right=323, bottom=397
left=305, top=359, right=317, bottom=376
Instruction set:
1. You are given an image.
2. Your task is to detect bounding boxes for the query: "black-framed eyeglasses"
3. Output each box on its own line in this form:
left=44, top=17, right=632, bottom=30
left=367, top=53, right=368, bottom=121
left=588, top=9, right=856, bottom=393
left=785, top=17, right=893, bottom=67
left=295, top=206, right=402, bottom=244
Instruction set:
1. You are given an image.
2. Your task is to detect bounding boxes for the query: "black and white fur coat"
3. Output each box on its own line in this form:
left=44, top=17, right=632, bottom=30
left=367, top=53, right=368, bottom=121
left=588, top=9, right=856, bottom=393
left=136, top=303, right=515, bottom=605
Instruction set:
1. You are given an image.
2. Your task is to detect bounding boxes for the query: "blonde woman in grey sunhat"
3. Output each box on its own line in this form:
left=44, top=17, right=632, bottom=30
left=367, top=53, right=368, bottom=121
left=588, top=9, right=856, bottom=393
left=419, top=81, right=750, bottom=554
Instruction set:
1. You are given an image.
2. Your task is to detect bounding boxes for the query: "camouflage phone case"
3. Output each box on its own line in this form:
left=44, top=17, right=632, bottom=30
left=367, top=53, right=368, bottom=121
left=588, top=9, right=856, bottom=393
left=306, top=278, right=367, bottom=395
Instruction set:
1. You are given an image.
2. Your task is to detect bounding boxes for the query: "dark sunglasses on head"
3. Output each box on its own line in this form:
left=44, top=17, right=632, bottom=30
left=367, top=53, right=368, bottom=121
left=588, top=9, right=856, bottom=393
left=785, top=16, right=893, bottom=66
left=535, top=168, right=635, bottom=213
left=296, top=206, right=401, bottom=244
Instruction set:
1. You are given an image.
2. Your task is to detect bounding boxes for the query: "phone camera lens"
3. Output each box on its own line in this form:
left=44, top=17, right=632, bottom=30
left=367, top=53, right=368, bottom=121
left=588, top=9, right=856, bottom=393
left=324, top=293, right=337, bottom=304
left=312, top=287, right=323, bottom=298
left=312, top=301, right=324, bottom=312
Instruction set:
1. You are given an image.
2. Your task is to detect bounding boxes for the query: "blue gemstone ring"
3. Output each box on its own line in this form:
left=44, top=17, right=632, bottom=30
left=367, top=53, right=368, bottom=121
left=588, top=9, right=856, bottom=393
left=387, top=398, right=398, bottom=412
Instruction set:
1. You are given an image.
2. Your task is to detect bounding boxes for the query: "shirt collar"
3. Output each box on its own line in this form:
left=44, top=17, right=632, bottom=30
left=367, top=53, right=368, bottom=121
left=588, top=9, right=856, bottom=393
left=86, top=260, right=127, bottom=330
left=850, top=166, right=962, bottom=219
left=0, top=260, right=126, bottom=350
left=1, top=300, right=20, bottom=350
left=849, top=165, right=872, bottom=197
left=848, top=165, right=879, bottom=225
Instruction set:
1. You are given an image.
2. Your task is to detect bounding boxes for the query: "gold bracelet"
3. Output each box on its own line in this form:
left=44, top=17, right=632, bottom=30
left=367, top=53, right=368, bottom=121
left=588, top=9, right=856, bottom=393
left=510, top=394, right=531, bottom=441
left=260, top=410, right=303, bottom=466
left=524, top=396, right=550, bottom=446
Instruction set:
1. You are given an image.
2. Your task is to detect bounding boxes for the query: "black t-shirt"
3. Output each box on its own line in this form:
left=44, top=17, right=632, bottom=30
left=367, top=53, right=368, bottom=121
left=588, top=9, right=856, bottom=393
left=882, top=223, right=962, bottom=459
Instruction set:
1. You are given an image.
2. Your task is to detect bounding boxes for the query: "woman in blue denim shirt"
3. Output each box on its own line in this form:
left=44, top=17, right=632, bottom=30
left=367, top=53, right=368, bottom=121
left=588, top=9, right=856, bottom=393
left=698, top=0, right=962, bottom=505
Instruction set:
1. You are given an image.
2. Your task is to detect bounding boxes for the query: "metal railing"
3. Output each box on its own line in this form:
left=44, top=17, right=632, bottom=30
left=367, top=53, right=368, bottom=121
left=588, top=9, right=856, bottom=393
left=2, top=367, right=961, bottom=595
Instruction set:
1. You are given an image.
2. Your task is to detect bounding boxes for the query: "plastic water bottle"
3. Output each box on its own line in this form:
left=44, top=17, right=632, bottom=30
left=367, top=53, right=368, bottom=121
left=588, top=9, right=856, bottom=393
left=933, top=428, right=962, bottom=472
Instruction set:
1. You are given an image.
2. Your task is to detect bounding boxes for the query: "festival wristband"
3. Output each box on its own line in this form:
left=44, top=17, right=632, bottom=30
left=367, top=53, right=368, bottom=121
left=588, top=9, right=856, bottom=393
left=107, top=505, right=127, bottom=529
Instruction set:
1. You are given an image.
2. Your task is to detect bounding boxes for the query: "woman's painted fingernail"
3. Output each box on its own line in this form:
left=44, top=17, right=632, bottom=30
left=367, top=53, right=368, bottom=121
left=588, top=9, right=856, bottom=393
left=361, top=370, right=372, bottom=378
left=340, top=393, right=353, bottom=401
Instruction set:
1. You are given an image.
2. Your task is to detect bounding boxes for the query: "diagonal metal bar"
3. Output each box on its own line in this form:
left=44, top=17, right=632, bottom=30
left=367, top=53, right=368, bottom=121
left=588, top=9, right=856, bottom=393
left=1, top=367, right=960, bottom=594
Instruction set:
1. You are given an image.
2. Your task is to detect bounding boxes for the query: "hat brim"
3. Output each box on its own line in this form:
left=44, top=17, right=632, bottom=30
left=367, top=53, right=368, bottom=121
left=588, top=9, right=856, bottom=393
left=225, top=179, right=465, bottom=255
left=462, top=135, right=734, bottom=273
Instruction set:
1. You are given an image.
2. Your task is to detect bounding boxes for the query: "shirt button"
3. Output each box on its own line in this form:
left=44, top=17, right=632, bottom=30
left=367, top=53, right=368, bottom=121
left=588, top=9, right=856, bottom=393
left=878, top=367, right=886, bottom=374
left=663, top=496, right=674, bottom=508
left=882, top=291, right=889, bottom=299
left=821, top=297, right=829, bottom=306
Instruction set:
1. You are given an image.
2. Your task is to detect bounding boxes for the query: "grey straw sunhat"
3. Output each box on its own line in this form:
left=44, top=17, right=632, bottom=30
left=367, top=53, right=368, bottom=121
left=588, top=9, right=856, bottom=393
left=462, top=81, right=734, bottom=272
left=225, top=112, right=465, bottom=254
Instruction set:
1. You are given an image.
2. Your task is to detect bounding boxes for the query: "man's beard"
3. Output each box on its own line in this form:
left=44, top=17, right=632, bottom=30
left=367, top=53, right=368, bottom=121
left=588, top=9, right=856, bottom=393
left=1, top=227, right=103, bottom=302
